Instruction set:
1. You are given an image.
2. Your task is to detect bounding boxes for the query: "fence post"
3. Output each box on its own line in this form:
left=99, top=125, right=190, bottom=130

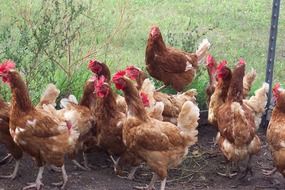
left=262, top=0, right=281, bottom=127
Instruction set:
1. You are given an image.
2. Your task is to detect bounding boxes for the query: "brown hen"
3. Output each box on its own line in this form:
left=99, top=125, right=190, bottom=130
left=216, top=59, right=261, bottom=178
left=112, top=70, right=199, bottom=190
left=0, top=96, right=22, bottom=179
left=92, top=76, right=126, bottom=165
left=264, top=84, right=285, bottom=178
left=0, top=60, right=79, bottom=189
left=0, top=82, right=62, bottom=179
left=145, top=26, right=210, bottom=92
left=207, top=60, right=232, bottom=127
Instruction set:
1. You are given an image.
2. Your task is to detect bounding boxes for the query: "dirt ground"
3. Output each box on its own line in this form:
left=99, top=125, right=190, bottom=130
left=0, top=124, right=284, bottom=190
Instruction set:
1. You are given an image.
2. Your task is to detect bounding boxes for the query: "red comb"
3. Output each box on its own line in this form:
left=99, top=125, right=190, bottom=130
left=273, top=83, right=281, bottom=92
left=238, top=58, right=246, bottom=65
left=273, top=83, right=281, bottom=98
left=0, top=60, right=15, bottom=74
left=140, top=92, right=150, bottom=107
left=217, top=60, right=227, bottom=71
left=150, top=26, right=160, bottom=36
left=206, top=55, right=216, bottom=72
left=88, top=59, right=103, bottom=73
left=112, top=70, right=126, bottom=82
left=125, top=66, right=140, bottom=80
left=88, top=60, right=94, bottom=69
left=88, top=60, right=98, bottom=70
left=206, top=55, right=214, bottom=64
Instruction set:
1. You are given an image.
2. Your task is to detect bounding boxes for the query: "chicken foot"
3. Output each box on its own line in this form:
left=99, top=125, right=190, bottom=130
left=83, top=152, right=91, bottom=170
left=134, top=172, right=157, bottom=190
left=48, top=165, right=62, bottom=173
left=0, top=160, right=20, bottom=180
left=116, top=165, right=140, bottom=180
left=217, top=161, right=237, bottom=178
left=0, top=153, right=13, bottom=165
left=81, top=152, right=99, bottom=170
left=110, top=155, right=120, bottom=173
left=134, top=173, right=167, bottom=190
left=262, top=167, right=277, bottom=176
left=72, top=159, right=90, bottom=171
left=127, top=166, right=140, bottom=180
left=239, top=156, right=253, bottom=179
left=23, top=166, right=44, bottom=190
left=51, top=165, right=68, bottom=189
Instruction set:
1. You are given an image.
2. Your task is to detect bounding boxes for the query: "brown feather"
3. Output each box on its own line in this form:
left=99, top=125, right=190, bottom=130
left=267, top=91, right=285, bottom=176
left=145, top=27, right=200, bottom=92
left=208, top=66, right=232, bottom=126
left=226, top=64, right=245, bottom=103
left=93, top=85, right=126, bottom=156
left=216, top=63, right=260, bottom=162
left=116, top=75, right=199, bottom=182
left=79, top=80, right=96, bottom=109
left=0, top=97, right=23, bottom=160
left=8, top=71, right=78, bottom=167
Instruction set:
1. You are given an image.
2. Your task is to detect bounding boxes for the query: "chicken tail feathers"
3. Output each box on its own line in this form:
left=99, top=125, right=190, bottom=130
left=196, top=38, right=211, bottom=64
left=177, top=101, right=200, bottom=146
left=63, top=110, right=80, bottom=145
left=244, top=82, right=269, bottom=113
left=141, top=78, right=156, bottom=106
left=178, top=89, right=198, bottom=103
left=60, top=94, right=78, bottom=108
left=37, top=83, right=60, bottom=108
left=243, top=69, right=257, bottom=98
left=243, top=82, right=269, bottom=130
left=148, top=102, right=164, bottom=121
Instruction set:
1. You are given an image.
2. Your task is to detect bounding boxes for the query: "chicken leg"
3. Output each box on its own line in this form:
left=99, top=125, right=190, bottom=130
left=49, top=165, right=62, bottom=173
left=82, top=152, right=101, bottom=170
left=262, top=167, right=277, bottom=176
left=72, top=159, right=89, bottom=171
left=0, top=153, right=13, bottom=165
left=239, top=155, right=253, bottom=179
left=127, top=166, right=140, bottom=180
left=23, top=166, right=44, bottom=190
left=217, top=161, right=237, bottom=178
left=83, top=152, right=90, bottom=169
left=0, top=160, right=20, bottom=180
left=52, top=165, right=68, bottom=189
left=160, top=178, right=167, bottom=190
left=116, top=166, right=140, bottom=180
left=110, top=155, right=120, bottom=173
left=134, top=173, right=157, bottom=190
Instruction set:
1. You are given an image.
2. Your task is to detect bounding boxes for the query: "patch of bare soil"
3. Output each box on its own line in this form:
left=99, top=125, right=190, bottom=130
left=0, top=124, right=283, bottom=190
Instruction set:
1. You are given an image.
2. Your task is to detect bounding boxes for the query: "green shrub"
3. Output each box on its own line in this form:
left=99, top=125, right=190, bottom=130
left=0, top=0, right=131, bottom=103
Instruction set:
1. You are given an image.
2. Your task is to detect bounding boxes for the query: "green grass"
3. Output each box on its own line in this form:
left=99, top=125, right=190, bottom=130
left=0, top=0, right=284, bottom=107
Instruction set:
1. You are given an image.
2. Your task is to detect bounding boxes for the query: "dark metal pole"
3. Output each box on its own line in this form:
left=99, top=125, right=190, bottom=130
left=262, top=0, right=281, bottom=127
